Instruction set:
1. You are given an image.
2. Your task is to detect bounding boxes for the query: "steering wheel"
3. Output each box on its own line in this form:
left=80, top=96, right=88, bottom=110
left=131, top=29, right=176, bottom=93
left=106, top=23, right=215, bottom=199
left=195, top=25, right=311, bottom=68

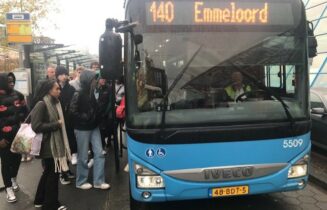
left=235, top=90, right=270, bottom=102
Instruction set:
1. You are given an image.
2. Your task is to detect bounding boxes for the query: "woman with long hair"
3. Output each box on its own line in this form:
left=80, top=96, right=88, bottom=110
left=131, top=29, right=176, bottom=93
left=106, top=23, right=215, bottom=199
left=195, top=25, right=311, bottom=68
left=31, top=79, right=71, bottom=210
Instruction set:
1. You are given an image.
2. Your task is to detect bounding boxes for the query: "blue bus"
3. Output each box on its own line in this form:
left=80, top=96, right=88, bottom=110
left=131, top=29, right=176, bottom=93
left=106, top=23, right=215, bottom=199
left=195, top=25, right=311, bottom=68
left=115, top=0, right=315, bottom=209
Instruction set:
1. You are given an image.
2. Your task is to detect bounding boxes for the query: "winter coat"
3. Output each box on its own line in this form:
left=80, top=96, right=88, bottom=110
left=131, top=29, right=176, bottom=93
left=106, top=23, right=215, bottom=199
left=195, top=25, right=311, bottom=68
left=59, top=82, right=76, bottom=141
left=31, top=99, right=61, bottom=159
left=70, top=70, right=101, bottom=130
left=0, top=73, right=28, bottom=144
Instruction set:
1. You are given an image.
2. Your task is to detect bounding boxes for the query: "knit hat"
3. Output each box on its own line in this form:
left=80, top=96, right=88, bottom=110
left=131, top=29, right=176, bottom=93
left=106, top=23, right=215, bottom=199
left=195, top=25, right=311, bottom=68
left=56, top=66, right=69, bottom=78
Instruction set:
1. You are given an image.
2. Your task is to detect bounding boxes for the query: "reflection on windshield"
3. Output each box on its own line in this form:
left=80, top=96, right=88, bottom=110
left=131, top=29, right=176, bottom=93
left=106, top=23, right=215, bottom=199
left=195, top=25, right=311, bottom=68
left=136, top=56, right=163, bottom=110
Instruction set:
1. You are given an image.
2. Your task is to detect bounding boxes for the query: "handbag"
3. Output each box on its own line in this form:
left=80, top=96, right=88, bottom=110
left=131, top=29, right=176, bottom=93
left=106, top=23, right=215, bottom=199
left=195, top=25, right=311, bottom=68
left=10, top=123, right=35, bottom=154
left=10, top=102, right=43, bottom=155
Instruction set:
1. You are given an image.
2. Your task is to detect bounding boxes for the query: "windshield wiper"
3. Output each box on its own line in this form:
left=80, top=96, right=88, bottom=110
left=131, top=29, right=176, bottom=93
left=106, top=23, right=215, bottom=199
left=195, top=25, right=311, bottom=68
left=160, top=45, right=203, bottom=105
left=237, top=69, right=295, bottom=129
left=158, top=45, right=202, bottom=140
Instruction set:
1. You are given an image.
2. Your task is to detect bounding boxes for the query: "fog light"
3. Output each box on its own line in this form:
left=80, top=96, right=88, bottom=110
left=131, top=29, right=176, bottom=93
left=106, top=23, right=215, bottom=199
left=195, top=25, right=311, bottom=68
left=142, top=191, right=151, bottom=199
left=288, top=164, right=307, bottom=178
left=298, top=179, right=305, bottom=187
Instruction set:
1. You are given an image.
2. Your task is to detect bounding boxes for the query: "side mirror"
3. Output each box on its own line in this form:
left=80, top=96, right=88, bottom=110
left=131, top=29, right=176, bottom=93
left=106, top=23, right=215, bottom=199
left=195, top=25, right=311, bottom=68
left=307, top=21, right=318, bottom=58
left=134, top=34, right=143, bottom=45
left=99, top=30, right=122, bottom=80
left=311, top=107, right=326, bottom=115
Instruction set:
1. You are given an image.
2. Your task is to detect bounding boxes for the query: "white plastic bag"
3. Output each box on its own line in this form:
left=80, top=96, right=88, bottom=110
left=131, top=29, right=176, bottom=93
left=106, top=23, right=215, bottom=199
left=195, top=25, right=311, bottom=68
left=11, top=123, right=35, bottom=154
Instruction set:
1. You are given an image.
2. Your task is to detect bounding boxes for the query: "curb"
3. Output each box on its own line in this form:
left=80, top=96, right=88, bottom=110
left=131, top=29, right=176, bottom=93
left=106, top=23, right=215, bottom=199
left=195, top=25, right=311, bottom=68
left=309, top=174, right=327, bottom=190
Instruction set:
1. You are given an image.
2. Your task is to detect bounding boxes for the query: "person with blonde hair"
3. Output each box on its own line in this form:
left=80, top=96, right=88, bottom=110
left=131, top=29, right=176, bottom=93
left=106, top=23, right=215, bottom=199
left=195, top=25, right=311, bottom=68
left=69, top=66, right=85, bottom=91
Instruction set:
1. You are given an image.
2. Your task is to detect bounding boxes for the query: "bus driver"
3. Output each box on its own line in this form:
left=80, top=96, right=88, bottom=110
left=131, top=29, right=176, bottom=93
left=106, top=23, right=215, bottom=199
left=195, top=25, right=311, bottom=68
left=224, top=71, right=251, bottom=102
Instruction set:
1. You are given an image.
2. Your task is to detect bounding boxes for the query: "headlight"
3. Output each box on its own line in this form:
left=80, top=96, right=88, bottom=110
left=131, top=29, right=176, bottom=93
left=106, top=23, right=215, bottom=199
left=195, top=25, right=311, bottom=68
left=288, top=154, right=309, bottom=178
left=288, top=164, right=308, bottom=178
left=137, top=176, right=165, bottom=188
left=134, top=163, right=165, bottom=189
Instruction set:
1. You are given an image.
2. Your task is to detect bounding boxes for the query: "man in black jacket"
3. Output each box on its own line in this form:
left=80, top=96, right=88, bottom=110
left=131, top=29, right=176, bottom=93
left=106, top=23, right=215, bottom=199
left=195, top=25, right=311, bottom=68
left=0, top=72, right=28, bottom=203
left=56, top=66, right=77, bottom=185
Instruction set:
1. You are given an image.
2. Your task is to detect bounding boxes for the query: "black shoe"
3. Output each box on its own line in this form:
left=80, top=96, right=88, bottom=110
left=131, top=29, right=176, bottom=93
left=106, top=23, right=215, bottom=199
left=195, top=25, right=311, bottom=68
left=60, top=174, right=71, bottom=185
left=67, top=171, right=75, bottom=179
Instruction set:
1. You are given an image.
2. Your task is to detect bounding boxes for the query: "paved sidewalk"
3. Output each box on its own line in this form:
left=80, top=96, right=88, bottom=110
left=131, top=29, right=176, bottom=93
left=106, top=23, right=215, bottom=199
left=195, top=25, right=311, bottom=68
left=0, top=147, right=129, bottom=210
left=309, top=148, right=327, bottom=189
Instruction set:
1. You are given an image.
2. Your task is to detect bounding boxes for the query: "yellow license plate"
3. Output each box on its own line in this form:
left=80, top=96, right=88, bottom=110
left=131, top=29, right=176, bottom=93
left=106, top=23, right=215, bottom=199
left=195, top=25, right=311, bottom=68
left=211, top=186, right=249, bottom=197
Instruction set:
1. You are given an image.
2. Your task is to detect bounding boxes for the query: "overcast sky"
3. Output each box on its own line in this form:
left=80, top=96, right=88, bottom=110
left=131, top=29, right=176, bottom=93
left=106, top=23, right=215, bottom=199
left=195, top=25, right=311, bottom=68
left=43, top=0, right=125, bottom=55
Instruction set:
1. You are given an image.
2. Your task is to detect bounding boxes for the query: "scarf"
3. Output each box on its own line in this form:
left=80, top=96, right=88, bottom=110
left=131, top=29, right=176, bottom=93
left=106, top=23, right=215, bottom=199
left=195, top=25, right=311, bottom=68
left=43, top=95, right=71, bottom=173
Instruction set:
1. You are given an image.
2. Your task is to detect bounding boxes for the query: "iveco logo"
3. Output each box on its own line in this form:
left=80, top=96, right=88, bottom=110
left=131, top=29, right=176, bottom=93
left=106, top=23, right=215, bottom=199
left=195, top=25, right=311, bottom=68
left=203, top=166, right=254, bottom=180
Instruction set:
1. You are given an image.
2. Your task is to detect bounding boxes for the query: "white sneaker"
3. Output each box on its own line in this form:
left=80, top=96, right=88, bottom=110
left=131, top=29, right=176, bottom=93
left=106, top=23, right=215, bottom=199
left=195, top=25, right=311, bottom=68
left=6, top=187, right=17, bottom=203
left=124, top=164, right=129, bottom=172
left=76, top=183, right=92, bottom=190
left=11, top=177, right=19, bottom=192
left=87, top=158, right=94, bottom=168
left=94, top=183, right=111, bottom=190
left=71, top=153, right=77, bottom=165
left=102, top=150, right=107, bottom=155
left=26, top=155, right=33, bottom=161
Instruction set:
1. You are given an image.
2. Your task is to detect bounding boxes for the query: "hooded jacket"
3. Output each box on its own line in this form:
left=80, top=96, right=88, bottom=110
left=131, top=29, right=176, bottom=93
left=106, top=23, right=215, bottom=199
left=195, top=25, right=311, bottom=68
left=0, top=73, right=28, bottom=143
left=69, top=70, right=100, bottom=130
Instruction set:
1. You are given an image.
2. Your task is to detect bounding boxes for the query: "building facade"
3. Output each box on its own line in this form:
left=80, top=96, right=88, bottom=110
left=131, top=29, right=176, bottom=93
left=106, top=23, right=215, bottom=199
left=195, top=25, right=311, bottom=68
left=305, top=0, right=327, bottom=87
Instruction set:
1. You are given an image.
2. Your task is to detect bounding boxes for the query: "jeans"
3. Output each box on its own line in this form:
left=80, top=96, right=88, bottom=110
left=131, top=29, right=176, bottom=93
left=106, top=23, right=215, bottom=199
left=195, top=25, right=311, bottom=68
left=0, top=147, right=21, bottom=188
left=75, top=127, right=105, bottom=186
left=34, top=158, right=60, bottom=210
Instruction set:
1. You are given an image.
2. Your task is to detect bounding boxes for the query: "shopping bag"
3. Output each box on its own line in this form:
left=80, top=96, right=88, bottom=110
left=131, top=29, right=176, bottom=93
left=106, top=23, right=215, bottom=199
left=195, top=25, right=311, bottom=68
left=30, top=133, right=43, bottom=156
left=10, top=123, right=35, bottom=154
left=116, top=97, right=125, bottom=120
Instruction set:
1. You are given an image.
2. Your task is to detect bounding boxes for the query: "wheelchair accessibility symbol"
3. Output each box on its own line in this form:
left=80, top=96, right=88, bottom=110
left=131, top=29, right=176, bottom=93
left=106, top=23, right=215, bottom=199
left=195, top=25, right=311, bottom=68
left=157, top=148, right=166, bottom=157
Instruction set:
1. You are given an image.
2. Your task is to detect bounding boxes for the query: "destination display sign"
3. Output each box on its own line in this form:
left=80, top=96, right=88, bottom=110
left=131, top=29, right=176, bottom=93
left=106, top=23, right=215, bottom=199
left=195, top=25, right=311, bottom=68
left=145, top=1, right=294, bottom=26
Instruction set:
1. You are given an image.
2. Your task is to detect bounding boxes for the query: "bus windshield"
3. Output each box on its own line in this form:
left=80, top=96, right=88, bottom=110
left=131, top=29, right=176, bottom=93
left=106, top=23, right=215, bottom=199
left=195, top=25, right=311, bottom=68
left=126, top=0, right=308, bottom=129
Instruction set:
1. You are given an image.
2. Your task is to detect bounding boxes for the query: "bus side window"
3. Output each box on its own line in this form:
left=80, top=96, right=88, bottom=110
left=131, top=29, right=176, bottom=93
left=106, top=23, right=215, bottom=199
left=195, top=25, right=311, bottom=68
left=265, top=65, right=282, bottom=88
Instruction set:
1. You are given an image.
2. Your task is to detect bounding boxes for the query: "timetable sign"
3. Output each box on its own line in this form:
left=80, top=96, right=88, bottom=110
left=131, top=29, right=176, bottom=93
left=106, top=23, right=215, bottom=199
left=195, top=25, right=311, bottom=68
left=6, top=13, right=32, bottom=44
